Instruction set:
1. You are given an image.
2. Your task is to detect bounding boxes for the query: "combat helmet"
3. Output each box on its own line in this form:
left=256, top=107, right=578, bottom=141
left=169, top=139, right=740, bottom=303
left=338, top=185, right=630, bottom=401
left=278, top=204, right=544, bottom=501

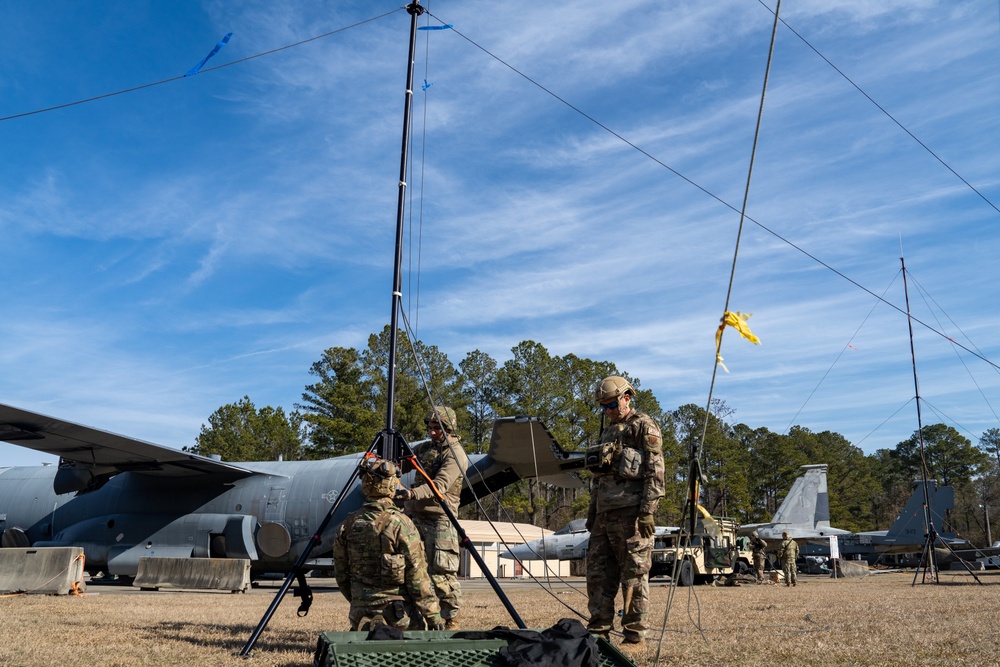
left=360, top=456, right=399, bottom=499
left=424, top=406, right=458, bottom=433
left=594, top=376, right=635, bottom=405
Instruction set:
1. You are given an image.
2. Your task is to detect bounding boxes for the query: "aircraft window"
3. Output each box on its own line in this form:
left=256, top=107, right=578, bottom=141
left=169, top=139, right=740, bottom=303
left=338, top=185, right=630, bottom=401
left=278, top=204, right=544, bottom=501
left=235, top=504, right=242, bottom=511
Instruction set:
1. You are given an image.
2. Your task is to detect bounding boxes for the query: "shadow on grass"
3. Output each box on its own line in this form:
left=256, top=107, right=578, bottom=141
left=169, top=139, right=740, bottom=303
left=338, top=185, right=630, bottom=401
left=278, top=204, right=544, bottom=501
left=140, top=619, right=319, bottom=663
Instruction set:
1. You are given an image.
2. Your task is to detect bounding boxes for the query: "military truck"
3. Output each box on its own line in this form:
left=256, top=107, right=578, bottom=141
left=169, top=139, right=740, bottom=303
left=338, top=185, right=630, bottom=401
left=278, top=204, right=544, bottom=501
left=649, top=515, right=752, bottom=585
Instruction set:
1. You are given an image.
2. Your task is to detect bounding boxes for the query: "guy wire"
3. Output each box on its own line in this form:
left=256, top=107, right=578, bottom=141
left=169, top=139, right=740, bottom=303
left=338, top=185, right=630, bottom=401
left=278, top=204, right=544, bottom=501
left=657, top=3, right=783, bottom=665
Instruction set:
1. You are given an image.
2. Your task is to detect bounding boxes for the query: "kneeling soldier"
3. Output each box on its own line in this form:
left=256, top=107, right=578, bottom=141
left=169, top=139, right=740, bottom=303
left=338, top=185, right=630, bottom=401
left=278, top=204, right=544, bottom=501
left=333, top=456, right=444, bottom=631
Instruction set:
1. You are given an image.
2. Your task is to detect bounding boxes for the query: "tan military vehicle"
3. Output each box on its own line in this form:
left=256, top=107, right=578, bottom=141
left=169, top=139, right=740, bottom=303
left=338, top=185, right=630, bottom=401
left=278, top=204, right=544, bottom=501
left=650, top=515, right=752, bottom=585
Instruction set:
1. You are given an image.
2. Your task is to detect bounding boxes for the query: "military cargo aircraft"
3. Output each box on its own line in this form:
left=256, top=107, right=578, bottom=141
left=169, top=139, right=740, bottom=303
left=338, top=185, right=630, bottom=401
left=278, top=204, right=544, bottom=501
left=0, top=403, right=583, bottom=577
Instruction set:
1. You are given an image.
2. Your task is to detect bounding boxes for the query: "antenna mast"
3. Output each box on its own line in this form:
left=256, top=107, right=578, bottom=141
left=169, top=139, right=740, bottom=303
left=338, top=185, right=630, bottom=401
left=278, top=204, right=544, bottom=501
left=902, top=256, right=982, bottom=585
left=901, top=256, right=940, bottom=583
left=379, top=0, right=425, bottom=462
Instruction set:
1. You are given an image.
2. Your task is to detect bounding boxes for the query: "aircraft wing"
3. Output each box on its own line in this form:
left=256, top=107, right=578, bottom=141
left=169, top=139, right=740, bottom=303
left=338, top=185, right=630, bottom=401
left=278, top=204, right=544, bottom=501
left=463, top=416, right=584, bottom=504
left=0, top=403, right=258, bottom=492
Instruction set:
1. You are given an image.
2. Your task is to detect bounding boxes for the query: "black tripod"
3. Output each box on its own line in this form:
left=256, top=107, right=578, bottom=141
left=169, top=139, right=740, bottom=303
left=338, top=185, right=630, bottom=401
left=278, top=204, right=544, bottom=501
left=239, top=428, right=525, bottom=656
left=239, top=3, right=524, bottom=655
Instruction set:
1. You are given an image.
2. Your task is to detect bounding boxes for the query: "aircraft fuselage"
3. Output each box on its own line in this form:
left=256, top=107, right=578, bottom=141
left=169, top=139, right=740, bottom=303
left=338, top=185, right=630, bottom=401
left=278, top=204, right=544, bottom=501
left=0, top=458, right=364, bottom=576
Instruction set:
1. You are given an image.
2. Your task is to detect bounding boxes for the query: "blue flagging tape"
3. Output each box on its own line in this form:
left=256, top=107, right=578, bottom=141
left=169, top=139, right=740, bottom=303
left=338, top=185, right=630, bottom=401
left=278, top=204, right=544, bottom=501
left=185, top=32, right=233, bottom=77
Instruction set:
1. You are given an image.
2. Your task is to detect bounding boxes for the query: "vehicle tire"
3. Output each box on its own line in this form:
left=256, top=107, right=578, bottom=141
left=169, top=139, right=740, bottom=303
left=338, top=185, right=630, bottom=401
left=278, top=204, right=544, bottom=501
left=677, top=560, right=694, bottom=587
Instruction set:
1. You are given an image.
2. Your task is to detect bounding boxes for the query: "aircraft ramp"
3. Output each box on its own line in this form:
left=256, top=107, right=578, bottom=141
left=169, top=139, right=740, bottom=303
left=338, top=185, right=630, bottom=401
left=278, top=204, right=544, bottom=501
left=0, top=546, right=86, bottom=595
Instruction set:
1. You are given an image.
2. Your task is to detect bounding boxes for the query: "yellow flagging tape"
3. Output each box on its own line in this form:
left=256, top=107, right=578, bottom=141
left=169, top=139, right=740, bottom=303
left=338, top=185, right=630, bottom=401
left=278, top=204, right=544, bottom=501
left=715, top=311, right=760, bottom=372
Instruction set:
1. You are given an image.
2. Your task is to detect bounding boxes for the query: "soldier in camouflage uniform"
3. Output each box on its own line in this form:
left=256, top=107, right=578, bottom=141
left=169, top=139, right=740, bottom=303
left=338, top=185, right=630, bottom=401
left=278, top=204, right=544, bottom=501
left=333, top=456, right=443, bottom=631
left=750, top=530, right=768, bottom=583
left=779, top=531, right=799, bottom=587
left=397, top=406, right=469, bottom=630
left=585, top=376, right=665, bottom=648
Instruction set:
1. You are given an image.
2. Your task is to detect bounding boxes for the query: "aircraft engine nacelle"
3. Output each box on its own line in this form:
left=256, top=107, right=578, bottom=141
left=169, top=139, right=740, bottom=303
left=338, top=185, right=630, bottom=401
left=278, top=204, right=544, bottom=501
left=35, top=512, right=260, bottom=576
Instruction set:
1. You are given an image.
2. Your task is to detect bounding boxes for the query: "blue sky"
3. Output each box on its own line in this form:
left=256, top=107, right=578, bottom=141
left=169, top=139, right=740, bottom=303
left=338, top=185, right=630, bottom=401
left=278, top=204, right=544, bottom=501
left=2, top=1, right=999, bottom=468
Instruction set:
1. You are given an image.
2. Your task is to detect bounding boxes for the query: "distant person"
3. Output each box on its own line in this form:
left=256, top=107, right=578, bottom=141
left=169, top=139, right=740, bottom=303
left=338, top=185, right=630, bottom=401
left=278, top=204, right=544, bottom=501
left=397, top=406, right=469, bottom=630
left=779, top=531, right=799, bottom=587
left=333, top=456, right=443, bottom=631
left=750, top=531, right=768, bottom=583
left=584, top=376, right=665, bottom=649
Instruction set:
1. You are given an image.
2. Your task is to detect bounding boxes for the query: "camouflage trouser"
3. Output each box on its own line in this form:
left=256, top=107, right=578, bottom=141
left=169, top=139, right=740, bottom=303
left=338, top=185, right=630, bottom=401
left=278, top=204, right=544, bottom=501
left=349, top=598, right=408, bottom=631
left=753, top=552, right=765, bottom=582
left=585, top=507, right=652, bottom=642
left=782, top=559, right=796, bottom=586
left=411, top=515, right=462, bottom=621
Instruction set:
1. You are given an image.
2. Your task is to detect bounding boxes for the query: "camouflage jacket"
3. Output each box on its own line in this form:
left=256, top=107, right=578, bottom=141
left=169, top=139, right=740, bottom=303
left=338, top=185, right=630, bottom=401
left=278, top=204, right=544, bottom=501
left=333, top=498, right=440, bottom=619
left=402, top=434, right=469, bottom=518
left=779, top=537, right=799, bottom=563
left=589, top=410, right=665, bottom=516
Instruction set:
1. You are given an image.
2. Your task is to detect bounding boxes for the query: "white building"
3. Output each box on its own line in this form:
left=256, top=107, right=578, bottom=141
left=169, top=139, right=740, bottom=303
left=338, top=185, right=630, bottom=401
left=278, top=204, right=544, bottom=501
left=458, top=520, right=572, bottom=579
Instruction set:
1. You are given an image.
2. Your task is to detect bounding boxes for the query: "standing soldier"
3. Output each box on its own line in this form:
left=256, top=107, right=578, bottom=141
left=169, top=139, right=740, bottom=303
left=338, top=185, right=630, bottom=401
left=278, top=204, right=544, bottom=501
left=779, top=531, right=799, bottom=587
left=750, top=530, right=768, bottom=584
left=397, top=406, right=469, bottom=630
left=333, top=456, right=444, bottom=631
left=585, top=376, right=665, bottom=649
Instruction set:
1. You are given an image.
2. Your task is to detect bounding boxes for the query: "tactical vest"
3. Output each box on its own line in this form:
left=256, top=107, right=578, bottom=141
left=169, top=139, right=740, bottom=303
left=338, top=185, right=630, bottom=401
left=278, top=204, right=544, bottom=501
left=342, top=502, right=407, bottom=591
left=588, top=412, right=648, bottom=480
left=413, top=437, right=463, bottom=499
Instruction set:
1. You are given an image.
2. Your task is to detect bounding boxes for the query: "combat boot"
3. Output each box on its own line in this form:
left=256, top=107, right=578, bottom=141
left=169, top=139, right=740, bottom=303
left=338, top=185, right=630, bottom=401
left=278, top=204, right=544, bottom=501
left=445, top=618, right=460, bottom=631
left=620, top=638, right=646, bottom=653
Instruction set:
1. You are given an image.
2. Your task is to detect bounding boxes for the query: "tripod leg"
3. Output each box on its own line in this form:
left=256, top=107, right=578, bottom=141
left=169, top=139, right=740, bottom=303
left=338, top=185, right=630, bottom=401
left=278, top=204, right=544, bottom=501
left=239, top=434, right=382, bottom=657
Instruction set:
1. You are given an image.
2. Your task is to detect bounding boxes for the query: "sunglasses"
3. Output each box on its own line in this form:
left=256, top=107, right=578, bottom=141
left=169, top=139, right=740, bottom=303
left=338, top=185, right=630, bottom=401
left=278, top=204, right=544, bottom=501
left=600, top=399, right=619, bottom=411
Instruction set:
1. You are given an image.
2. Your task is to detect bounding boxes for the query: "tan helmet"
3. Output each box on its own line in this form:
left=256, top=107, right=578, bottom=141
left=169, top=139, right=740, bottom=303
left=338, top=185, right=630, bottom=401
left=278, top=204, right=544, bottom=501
left=594, top=376, right=635, bottom=405
left=425, top=406, right=458, bottom=433
left=360, top=456, right=399, bottom=499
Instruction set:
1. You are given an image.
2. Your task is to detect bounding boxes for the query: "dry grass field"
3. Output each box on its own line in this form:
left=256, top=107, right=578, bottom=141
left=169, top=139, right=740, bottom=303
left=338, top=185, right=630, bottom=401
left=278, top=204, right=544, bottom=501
left=2, top=571, right=999, bottom=666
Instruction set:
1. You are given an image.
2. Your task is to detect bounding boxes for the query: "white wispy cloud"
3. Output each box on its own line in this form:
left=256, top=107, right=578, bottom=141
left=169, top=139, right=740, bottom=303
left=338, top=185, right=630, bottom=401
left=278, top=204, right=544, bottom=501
left=2, top=1, right=999, bottom=470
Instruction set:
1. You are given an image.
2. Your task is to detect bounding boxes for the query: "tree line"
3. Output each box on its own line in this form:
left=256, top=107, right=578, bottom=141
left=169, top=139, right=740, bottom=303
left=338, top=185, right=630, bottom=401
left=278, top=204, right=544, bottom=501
left=186, top=326, right=1000, bottom=547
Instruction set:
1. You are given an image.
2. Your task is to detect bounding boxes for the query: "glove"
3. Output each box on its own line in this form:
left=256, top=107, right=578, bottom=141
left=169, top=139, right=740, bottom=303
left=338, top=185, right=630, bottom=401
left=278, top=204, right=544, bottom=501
left=637, top=513, right=655, bottom=539
left=585, top=507, right=596, bottom=532
left=394, top=488, right=413, bottom=503
left=428, top=615, right=446, bottom=631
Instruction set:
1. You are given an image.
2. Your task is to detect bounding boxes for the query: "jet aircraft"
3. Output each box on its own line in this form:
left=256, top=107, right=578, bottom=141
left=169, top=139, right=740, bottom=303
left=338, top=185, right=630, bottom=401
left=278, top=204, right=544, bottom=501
left=500, top=464, right=844, bottom=564
left=803, top=480, right=971, bottom=562
left=498, top=520, right=679, bottom=563
left=738, top=464, right=852, bottom=544
left=0, top=403, right=583, bottom=577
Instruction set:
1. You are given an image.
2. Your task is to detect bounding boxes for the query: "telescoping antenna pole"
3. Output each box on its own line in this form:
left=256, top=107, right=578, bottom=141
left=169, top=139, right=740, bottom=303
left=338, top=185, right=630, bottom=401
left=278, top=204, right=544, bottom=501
left=241, top=5, right=525, bottom=654
left=363, top=0, right=526, bottom=627
left=900, top=255, right=940, bottom=584
left=238, top=4, right=427, bottom=656
left=378, top=0, right=425, bottom=463
left=901, top=256, right=982, bottom=586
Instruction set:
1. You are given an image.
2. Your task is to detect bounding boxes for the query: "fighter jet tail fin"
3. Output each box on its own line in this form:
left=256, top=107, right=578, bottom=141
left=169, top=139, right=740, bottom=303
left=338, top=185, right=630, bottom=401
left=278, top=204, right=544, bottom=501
left=770, top=464, right=828, bottom=530
left=885, top=480, right=952, bottom=543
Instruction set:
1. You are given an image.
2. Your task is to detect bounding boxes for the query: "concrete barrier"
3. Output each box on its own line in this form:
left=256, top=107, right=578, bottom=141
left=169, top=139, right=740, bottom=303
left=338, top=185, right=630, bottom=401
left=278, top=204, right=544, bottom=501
left=132, top=557, right=250, bottom=592
left=0, top=547, right=86, bottom=595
